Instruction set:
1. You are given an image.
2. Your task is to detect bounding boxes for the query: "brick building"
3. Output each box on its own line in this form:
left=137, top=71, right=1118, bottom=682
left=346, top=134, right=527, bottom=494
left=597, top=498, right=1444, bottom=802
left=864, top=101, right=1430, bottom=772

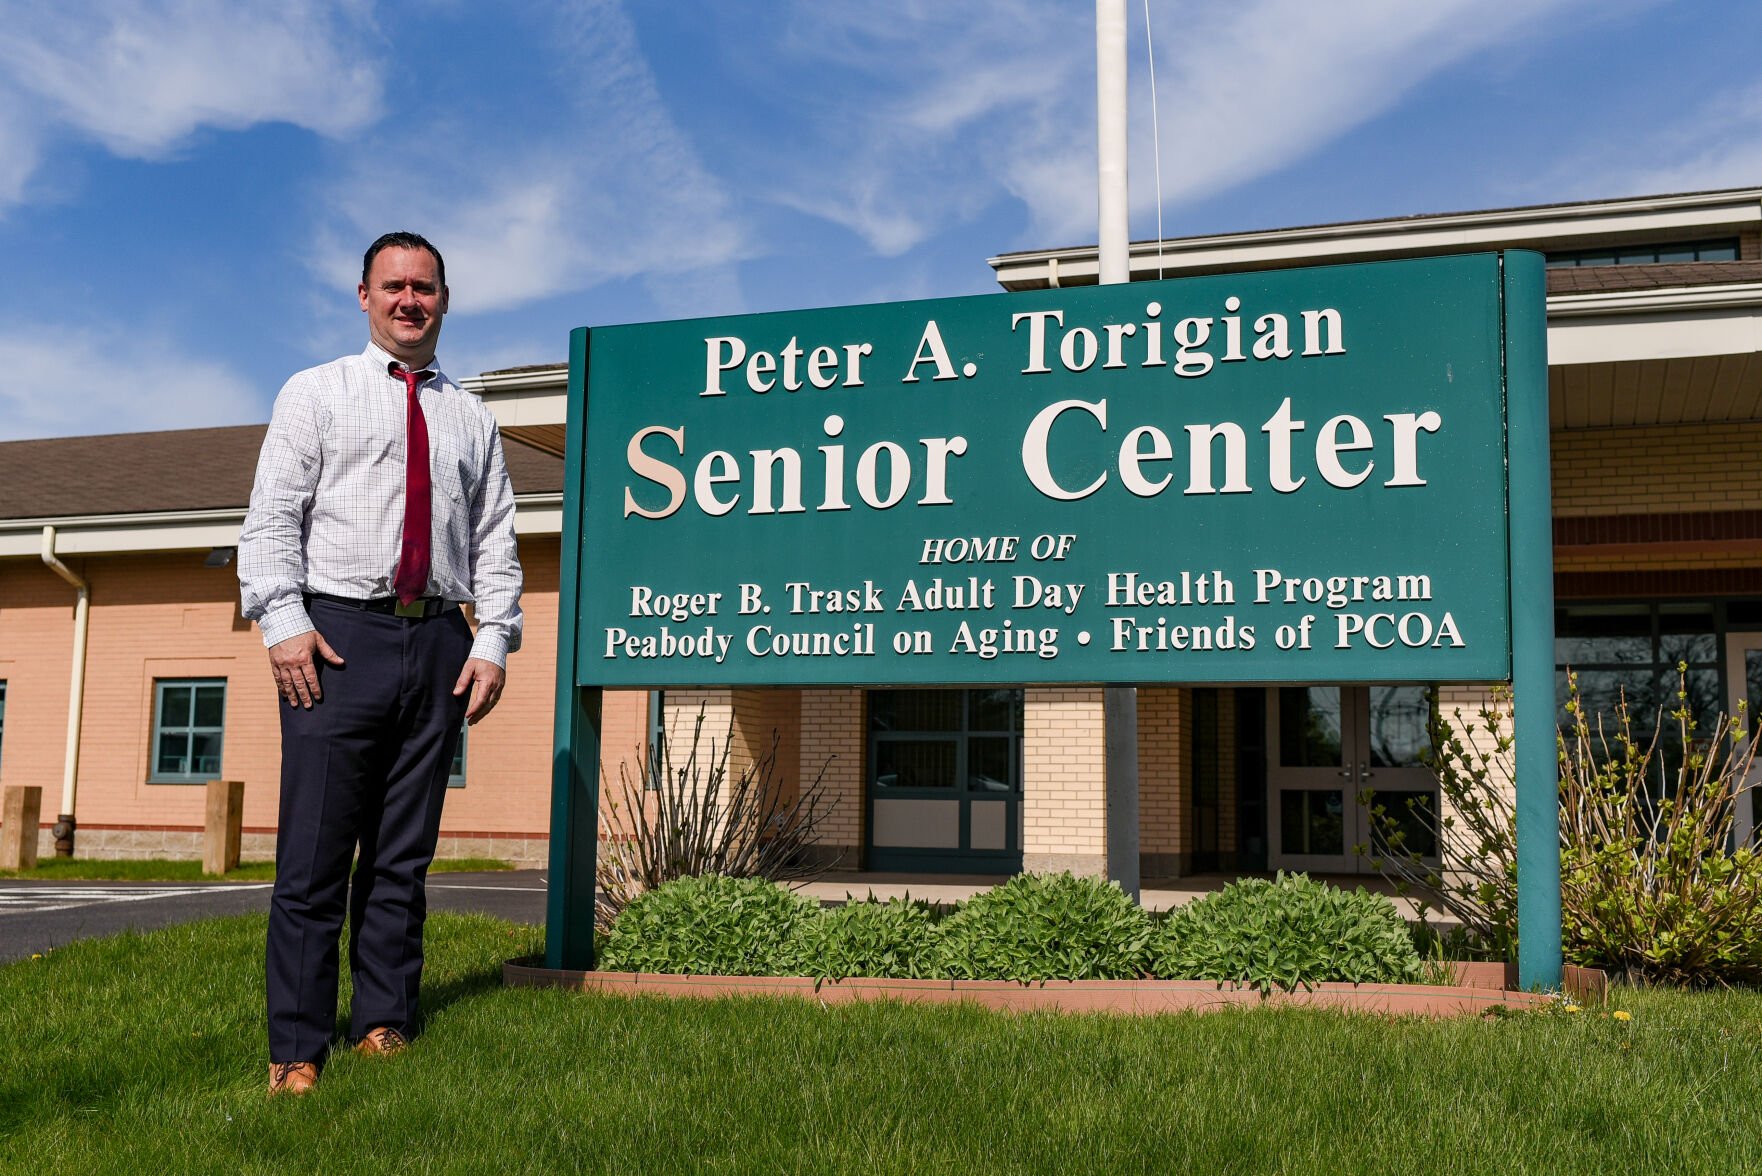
left=3, top=186, right=1760, bottom=873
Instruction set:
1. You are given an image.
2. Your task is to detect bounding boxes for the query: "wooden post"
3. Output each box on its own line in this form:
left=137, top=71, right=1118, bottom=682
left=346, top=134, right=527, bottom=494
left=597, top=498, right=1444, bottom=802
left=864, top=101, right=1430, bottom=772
left=2, top=786, right=43, bottom=871
left=204, top=780, right=245, bottom=875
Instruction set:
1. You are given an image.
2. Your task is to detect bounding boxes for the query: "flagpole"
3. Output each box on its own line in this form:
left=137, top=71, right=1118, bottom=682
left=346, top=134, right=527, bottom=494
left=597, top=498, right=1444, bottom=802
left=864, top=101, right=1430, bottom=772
left=1097, top=0, right=1129, bottom=285
left=1096, top=0, right=1139, bottom=901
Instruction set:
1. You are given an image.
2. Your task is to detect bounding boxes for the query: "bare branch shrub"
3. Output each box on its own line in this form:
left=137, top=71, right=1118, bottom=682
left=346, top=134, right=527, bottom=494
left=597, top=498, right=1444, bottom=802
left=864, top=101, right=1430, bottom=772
left=595, top=706, right=840, bottom=930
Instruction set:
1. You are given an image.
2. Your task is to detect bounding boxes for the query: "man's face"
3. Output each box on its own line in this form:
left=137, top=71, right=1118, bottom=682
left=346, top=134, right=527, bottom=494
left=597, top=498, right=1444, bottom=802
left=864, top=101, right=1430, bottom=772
left=359, top=246, right=448, bottom=366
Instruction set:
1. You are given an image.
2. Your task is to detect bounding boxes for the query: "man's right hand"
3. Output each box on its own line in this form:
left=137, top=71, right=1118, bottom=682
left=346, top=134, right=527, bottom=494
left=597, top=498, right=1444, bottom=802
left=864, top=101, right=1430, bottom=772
left=269, top=631, right=346, bottom=708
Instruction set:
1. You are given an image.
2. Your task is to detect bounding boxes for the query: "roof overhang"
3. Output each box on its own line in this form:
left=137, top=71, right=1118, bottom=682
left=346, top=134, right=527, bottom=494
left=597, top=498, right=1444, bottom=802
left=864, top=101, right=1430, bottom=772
left=462, top=367, right=568, bottom=456
left=987, top=188, right=1762, bottom=289
left=0, top=494, right=565, bottom=560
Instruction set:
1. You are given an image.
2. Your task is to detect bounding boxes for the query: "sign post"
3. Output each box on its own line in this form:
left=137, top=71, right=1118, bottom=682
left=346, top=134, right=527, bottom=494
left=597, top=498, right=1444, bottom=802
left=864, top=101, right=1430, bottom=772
left=547, top=250, right=1560, bottom=988
left=1505, top=255, right=1563, bottom=990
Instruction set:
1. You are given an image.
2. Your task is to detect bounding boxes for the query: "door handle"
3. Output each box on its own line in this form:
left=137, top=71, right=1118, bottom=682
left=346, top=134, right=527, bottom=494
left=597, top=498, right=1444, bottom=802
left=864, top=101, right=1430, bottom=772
left=1359, top=761, right=1375, bottom=781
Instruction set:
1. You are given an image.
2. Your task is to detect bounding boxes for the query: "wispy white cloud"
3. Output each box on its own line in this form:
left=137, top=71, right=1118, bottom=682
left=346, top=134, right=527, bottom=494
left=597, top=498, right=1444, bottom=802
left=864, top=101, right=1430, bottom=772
left=742, top=0, right=1596, bottom=254
left=0, top=0, right=382, bottom=207
left=1135, top=0, right=1587, bottom=214
left=1544, top=81, right=1762, bottom=201
left=0, top=326, right=263, bottom=441
left=756, top=1, right=1092, bottom=254
left=310, top=0, right=749, bottom=317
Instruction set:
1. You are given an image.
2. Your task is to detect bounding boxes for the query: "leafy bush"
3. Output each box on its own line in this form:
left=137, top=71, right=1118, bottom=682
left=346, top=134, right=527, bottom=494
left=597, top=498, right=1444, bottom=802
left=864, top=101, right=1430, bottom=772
left=1148, top=873, right=1423, bottom=993
left=1558, top=673, right=1762, bottom=985
left=598, top=873, right=818, bottom=976
left=934, top=872, right=1151, bottom=982
left=788, top=895, right=944, bottom=982
left=596, top=706, right=839, bottom=931
left=1366, top=672, right=1762, bottom=986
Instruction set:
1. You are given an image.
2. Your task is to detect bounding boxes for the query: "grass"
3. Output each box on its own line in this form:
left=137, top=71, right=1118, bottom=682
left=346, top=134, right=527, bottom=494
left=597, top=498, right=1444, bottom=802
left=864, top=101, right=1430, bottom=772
left=3, top=915, right=1760, bottom=1172
left=0, top=856, right=514, bottom=882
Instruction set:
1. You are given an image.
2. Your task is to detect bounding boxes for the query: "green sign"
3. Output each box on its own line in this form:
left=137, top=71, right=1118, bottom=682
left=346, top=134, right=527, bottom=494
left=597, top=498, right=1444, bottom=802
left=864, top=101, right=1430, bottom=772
left=570, top=252, right=1527, bottom=688
left=550, top=249, right=1559, bottom=987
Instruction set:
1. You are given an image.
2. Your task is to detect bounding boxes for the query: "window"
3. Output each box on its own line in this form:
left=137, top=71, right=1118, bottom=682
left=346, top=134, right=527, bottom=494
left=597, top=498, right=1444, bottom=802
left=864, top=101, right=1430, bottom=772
left=1546, top=238, right=1739, bottom=268
left=1555, top=602, right=1719, bottom=784
left=0, top=681, right=7, bottom=776
left=645, top=690, right=665, bottom=790
left=448, top=723, right=467, bottom=788
left=150, top=679, right=226, bottom=783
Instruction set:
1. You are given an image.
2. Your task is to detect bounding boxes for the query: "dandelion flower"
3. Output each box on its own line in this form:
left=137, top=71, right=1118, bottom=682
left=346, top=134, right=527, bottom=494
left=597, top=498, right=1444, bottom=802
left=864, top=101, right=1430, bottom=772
left=1564, top=1004, right=1581, bottom=1014
left=1612, top=1010, right=1631, bottom=1022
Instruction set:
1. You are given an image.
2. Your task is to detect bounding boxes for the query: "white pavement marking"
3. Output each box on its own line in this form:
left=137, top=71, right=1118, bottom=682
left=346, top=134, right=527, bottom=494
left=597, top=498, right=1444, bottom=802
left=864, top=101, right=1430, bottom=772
left=428, top=884, right=548, bottom=892
left=0, top=884, right=271, bottom=914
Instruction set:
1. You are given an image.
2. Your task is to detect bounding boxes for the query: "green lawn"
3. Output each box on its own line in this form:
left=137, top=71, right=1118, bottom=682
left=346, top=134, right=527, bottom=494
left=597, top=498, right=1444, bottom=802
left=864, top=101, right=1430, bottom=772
left=0, top=856, right=513, bottom=882
left=3, top=915, right=1759, bottom=1173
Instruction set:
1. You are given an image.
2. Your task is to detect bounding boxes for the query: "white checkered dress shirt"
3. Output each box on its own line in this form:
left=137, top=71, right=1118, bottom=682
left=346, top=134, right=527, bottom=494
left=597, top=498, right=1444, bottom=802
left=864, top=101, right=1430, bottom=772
left=239, top=342, right=524, bottom=666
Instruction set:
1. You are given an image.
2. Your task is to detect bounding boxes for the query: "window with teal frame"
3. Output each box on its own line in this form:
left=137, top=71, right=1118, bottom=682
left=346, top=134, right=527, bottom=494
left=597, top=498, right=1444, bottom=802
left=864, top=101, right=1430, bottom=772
left=645, top=690, right=665, bottom=790
left=449, top=723, right=467, bottom=788
left=150, top=679, right=226, bottom=784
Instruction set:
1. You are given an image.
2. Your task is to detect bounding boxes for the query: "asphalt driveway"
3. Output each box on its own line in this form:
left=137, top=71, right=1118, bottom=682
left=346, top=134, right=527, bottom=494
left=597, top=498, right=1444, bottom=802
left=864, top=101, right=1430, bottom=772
left=0, top=870, right=548, bottom=964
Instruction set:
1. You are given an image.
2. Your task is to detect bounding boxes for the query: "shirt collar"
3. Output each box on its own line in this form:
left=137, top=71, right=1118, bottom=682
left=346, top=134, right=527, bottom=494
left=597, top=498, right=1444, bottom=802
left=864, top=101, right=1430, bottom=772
left=363, top=340, right=442, bottom=380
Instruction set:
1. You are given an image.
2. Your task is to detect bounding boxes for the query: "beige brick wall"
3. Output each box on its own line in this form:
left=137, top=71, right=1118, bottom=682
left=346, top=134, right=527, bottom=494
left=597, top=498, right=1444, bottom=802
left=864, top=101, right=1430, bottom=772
left=1552, top=423, right=1762, bottom=517
left=1431, top=683, right=1515, bottom=878
left=799, top=689, right=863, bottom=861
left=1138, top=687, right=1184, bottom=858
left=0, top=537, right=573, bottom=862
left=1022, top=687, right=1107, bottom=874
left=0, top=560, right=83, bottom=813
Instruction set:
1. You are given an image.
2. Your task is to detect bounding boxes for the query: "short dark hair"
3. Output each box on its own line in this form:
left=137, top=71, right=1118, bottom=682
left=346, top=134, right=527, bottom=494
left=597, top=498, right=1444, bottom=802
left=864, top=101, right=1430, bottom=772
left=362, top=231, right=446, bottom=288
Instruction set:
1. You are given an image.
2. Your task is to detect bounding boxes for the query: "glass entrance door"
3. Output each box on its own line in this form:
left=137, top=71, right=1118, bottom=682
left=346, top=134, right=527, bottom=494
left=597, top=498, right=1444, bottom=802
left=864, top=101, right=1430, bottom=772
left=1267, top=686, right=1436, bottom=874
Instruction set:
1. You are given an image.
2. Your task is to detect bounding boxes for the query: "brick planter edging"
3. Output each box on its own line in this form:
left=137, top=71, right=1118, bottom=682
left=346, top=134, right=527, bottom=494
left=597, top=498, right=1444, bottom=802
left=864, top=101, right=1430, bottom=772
left=504, top=958, right=1605, bottom=1018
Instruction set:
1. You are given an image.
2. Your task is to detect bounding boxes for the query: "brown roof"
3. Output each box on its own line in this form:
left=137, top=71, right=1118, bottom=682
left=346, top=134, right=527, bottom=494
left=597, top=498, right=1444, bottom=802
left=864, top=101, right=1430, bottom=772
left=1546, top=260, right=1762, bottom=294
left=480, top=362, right=566, bottom=376
left=993, top=185, right=1762, bottom=260
left=0, top=423, right=563, bottom=522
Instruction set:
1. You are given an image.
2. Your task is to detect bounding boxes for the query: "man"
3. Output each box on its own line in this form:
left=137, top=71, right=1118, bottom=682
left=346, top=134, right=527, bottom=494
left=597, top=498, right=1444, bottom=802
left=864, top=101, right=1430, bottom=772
left=239, top=231, right=523, bottom=1096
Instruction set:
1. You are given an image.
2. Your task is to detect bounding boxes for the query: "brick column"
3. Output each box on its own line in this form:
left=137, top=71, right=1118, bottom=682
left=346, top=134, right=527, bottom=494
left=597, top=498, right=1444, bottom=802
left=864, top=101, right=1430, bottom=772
left=1022, top=687, right=1108, bottom=876
left=1138, top=687, right=1185, bottom=877
left=799, top=689, right=864, bottom=868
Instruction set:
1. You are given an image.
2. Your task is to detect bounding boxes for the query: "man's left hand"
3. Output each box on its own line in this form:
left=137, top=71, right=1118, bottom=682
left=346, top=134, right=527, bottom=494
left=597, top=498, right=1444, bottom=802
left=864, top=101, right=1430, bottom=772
left=454, top=658, right=506, bottom=724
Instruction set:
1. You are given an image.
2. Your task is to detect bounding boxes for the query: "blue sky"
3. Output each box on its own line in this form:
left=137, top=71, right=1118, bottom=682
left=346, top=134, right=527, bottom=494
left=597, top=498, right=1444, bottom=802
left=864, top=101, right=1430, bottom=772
left=0, top=0, right=1758, bottom=441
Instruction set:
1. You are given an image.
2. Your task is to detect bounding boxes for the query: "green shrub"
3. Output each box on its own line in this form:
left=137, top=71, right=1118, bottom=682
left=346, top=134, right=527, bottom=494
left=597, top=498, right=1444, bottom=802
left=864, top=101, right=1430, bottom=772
left=788, top=895, right=944, bottom=982
left=599, top=873, right=818, bottom=976
left=935, top=872, right=1151, bottom=982
left=1149, top=873, right=1423, bottom=993
left=1368, top=672, right=1762, bottom=986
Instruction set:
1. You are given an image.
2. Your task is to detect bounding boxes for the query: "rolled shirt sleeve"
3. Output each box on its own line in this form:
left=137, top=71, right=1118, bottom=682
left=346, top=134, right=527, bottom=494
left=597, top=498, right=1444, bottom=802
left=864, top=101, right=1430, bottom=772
left=465, top=418, right=524, bottom=667
left=238, top=376, right=324, bottom=647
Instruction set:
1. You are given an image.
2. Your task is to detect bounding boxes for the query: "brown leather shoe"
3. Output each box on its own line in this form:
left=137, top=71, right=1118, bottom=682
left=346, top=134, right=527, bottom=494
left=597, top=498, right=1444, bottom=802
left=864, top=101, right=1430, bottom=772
left=354, top=1026, right=409, bottom=1057
left=268, top=1061, right=319, bottom=1096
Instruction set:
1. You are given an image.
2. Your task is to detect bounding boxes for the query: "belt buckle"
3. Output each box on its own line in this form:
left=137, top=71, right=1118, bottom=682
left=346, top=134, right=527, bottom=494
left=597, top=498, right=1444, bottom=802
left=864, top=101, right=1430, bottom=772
left=394, top=598, right=426, bottom=619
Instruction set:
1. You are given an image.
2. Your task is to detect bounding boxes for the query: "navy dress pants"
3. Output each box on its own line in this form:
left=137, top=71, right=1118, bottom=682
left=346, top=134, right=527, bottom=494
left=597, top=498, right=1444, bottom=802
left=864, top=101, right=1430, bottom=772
left=267, top=599, right=472, bottom=1064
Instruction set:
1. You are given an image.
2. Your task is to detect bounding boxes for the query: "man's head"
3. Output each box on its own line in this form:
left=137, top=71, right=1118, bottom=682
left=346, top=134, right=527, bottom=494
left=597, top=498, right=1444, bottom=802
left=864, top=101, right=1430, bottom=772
left=359, top=232, right=449, bottom=368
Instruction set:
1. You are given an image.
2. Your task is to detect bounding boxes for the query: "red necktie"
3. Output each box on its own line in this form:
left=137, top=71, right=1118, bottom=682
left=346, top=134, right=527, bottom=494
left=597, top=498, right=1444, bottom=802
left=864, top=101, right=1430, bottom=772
left=392, top=365, right=433, bottom=605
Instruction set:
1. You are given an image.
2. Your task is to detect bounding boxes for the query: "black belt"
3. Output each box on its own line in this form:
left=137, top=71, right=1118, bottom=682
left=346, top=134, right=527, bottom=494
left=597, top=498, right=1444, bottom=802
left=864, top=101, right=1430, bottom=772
left=306, top=592, right=459, bottom=619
